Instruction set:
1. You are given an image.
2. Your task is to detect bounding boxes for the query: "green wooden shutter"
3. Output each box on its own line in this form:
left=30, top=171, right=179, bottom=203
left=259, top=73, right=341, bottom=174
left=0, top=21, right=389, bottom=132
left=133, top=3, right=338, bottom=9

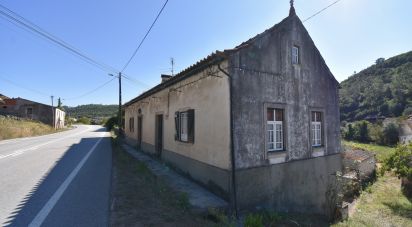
left=188, top=109, right=195, bottom=143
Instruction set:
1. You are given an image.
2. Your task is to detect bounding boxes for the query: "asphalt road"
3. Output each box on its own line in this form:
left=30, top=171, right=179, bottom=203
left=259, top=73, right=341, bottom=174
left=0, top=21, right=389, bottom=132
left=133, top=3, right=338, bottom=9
left=0, top=125, right=112, bottom=227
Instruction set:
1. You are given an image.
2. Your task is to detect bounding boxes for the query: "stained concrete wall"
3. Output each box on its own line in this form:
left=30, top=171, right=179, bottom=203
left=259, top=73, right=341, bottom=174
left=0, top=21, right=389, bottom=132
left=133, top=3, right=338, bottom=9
left=228, top=14, right=341, bottom=215
left=229, top=14, right=341, bottom=169
left=0, top=98, right=65, bottom=128
left=236, top=153, right=342, bottom=215
left=124, top=62, right=232, bottom=196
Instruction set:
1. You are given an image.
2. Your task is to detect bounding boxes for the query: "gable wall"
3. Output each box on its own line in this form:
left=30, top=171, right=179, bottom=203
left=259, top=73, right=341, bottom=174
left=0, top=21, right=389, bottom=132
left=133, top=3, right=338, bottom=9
left=230, top=16, right=341, bottom=169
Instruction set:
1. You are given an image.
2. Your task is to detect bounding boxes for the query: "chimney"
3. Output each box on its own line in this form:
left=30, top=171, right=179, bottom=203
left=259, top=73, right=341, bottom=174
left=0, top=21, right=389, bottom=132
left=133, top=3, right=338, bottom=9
left=161, top=74, right=172, bottom=83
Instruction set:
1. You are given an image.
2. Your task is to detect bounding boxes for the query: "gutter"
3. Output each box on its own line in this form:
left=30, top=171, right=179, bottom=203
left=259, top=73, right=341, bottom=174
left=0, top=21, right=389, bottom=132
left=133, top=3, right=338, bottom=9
left=217, top=62, right=238, bottom=217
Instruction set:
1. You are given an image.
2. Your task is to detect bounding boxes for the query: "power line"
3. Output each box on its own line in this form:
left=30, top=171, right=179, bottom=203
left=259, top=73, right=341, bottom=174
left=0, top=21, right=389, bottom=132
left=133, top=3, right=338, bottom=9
left=0, top=75, right=50, bottom=97
left=0, top=3, right=149, bottom=91
left=0, top=3, right=119, bottom=74
left=121, top=0, right=169, bottom=72
left=63, top=77, right=116, bottom=100
left=122, top=74, right=150, bottom=88
left=303, top=0, right=342, bottom=23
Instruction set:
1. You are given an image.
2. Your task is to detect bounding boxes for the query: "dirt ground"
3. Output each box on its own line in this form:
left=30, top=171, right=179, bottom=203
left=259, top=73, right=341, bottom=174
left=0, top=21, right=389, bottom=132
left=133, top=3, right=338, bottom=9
left=109, top=137, right=334, bottom=227
left=109, top=138, right=216, bottom=226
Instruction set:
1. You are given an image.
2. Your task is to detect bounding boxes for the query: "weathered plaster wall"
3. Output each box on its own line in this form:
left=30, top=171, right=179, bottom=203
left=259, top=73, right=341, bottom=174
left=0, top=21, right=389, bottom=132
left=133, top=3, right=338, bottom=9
left=236, top=153, right=342, bottom=215
left=229, top=15, right=341, bottom=169
left=124, top=61, right=232, bottom=170
left=0, top=98, right=62, bottom=127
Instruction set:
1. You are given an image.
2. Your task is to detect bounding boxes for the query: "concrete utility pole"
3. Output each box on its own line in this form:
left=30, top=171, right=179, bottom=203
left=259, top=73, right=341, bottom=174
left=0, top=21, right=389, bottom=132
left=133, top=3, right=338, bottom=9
left=118, top=72, right=122, bottom=133
left=51, top=95, right=55, bottom=129
left=109, top=73, right=123, bottom=133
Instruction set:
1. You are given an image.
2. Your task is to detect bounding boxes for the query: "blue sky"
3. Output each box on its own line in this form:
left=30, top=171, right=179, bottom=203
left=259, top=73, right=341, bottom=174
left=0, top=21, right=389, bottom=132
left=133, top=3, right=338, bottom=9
left=0, top=0, right=411, bottom=106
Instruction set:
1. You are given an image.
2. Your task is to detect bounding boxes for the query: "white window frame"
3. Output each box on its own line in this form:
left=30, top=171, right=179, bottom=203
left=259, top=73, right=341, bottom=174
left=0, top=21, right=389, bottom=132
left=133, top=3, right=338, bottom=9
left=311, top=112, right=322, bottom=146
left=292, top=46, right=299, bottom=64
left=180, top=112, right=188, bottom=142
left=267, top=109, right=284, bottom=151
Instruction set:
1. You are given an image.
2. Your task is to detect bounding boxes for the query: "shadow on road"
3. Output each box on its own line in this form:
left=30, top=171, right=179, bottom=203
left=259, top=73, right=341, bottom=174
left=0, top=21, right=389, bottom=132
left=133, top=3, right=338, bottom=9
left=2, top=137, right=107, bottom=227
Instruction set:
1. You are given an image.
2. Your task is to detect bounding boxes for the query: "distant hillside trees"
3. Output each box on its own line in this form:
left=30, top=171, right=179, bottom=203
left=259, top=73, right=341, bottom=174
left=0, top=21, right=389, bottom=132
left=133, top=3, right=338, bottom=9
left=64, top=104, right=118, bottom=118
left=340, top=51, right=412, bottom=122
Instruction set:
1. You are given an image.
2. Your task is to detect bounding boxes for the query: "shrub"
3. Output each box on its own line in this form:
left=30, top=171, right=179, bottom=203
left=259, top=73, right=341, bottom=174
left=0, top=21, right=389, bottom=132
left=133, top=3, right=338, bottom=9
left=77, top=116, right=91, bottom=125
left=104, top=116, right=118, bottom=131
left=403, top=107, right=412, bottom=116
left=381, top=143, right=412, bottom=181
left=244, top=213, right=263, bottom=227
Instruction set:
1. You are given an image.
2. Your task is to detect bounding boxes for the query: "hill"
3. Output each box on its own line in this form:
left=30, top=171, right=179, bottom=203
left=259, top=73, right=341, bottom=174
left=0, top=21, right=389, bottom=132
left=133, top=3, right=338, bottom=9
left=340, top=51, right=412, bottom=122
left=64, top=104, right=118, bottom=118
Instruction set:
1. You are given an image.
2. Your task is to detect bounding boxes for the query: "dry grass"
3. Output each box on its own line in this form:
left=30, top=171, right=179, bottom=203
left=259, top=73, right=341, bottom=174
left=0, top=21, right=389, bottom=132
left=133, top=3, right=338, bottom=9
left=109, top=135, right=215, bottom=227
left=0, top=118, right=58, bottom=140
left=333, top=173, right=412, bottom=227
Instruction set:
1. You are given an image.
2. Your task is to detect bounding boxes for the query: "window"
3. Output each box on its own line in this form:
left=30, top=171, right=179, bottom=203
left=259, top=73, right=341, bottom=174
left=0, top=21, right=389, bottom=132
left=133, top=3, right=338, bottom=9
left=175, top=109, right=195, bottom=143
left=129, top=117, right=134, bottom=132
left=311, top=111, right=322, bottom=146
left=292, top=46, right=299, bottom=64
left=267, top=108, right=284, bottom=151
left=27, top=107, right=33, bottom=115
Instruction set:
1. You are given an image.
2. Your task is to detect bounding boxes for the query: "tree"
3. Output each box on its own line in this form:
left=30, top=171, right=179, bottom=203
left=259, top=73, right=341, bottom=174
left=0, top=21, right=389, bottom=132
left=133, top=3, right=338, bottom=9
left=344, top=124, right=355, bottom=141
left=375, top=57, right=385, bottom=65
left=383, top=123, right=399, bottom=145
left=354, top=121, right=369, bottom=143
left=380, top=143, right=412, bottom=198
left=57, top=97, right=63, bottom=110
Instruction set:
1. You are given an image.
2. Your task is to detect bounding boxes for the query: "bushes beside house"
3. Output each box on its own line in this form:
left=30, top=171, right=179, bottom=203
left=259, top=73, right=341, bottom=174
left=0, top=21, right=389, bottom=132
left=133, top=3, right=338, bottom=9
left=343, top=120, right=399, bottom=146
left=380, top=143, right=412, bottom=198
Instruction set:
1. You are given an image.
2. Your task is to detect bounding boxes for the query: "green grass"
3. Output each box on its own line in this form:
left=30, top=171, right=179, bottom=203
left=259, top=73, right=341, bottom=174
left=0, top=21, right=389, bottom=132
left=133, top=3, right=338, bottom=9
left=343, top=140, right=396, bottom=162
left=333, top=173, right=412, bottom=227
left=0, top=117, right=59, bottom=140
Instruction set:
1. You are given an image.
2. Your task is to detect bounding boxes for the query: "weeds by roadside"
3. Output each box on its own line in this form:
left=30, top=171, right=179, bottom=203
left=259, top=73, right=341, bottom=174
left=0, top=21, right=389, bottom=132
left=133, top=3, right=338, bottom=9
left=109, top=133, right=214, bottom=226
left=0, top=117, right=63, bottom=140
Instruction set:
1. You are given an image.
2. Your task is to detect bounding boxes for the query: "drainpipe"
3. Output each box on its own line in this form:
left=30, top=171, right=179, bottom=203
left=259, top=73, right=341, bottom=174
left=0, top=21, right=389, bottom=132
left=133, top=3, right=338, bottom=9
left=218, top=63, right=238, bottom=217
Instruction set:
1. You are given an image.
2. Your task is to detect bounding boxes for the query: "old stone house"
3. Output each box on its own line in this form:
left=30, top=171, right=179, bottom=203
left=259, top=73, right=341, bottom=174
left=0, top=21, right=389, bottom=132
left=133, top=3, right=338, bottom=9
left=124, top=4, right=341, bottom=216
left=0, top=96, right=65, bottom=129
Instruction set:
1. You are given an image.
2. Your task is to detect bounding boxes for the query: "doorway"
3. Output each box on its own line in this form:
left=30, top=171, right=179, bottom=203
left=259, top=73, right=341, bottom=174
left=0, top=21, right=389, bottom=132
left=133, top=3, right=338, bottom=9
left=155, top=114, right=163, bottom=157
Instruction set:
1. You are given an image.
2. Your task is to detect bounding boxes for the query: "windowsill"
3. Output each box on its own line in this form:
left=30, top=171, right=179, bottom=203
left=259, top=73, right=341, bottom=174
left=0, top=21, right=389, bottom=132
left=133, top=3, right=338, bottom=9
left=267, top=151, right=287, bottom=164
left=176, top=140, right=194, bottom=146
left=312, top=146, right=325, bottom=157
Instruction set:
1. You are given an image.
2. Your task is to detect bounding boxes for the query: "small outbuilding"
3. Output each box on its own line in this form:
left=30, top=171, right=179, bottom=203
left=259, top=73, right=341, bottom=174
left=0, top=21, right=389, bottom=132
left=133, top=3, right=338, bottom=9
left=0, top=96, right=65, bottom=129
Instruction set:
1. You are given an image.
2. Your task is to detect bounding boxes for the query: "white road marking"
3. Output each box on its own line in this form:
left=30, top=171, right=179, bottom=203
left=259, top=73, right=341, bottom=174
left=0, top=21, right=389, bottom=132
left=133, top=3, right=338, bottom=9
left=28, top=134, right=105, bottom=227
left=0, top=127, right=90, bottom=160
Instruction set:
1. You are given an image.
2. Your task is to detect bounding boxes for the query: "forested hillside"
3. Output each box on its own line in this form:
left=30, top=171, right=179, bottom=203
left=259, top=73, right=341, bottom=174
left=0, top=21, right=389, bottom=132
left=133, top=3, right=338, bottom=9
left=340, top=51, right=412, bottom=122
left=64, top=104, right=118, bottom=118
